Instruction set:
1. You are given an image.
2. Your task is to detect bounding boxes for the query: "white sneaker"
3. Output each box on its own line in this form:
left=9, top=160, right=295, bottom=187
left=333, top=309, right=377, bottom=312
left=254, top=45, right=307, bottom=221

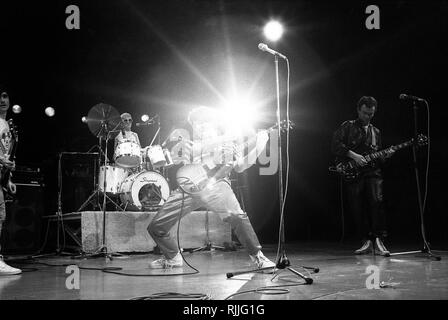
left=375, top=238, right=390, bottom=257
left=149, top=252, right=183, bottom=269
left=354, top=240, right=372, bottom=255
left=250, top=251, right=276, bottom=272
left=0, top=255, right=22, bottom=276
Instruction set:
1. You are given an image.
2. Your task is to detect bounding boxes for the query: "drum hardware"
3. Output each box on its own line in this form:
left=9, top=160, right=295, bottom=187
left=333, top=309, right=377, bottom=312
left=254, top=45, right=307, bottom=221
left=76, top=103, right=125, bottom=259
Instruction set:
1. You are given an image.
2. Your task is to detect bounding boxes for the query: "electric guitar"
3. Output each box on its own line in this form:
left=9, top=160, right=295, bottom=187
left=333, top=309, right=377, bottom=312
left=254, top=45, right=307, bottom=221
left=176, top=120, right=293, bottom=195
left=1, top=119, right=18, bottom=196
left=329, top=134, right=428, bottom=181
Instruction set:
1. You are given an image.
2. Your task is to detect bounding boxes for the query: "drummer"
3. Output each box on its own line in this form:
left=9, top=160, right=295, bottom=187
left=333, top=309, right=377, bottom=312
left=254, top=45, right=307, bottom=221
left=114, top=112, right=142, bottom=174
left=114, top=112, right=141, bottom=150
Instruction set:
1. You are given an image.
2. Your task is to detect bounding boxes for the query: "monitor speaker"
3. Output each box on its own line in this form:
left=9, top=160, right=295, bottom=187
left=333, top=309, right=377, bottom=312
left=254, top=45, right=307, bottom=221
left=1, top=183, right=44, bottom=254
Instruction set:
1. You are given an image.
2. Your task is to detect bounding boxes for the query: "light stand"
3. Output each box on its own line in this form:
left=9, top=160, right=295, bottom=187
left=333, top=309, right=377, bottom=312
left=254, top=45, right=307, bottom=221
left=389, top=99, right=441, bottom=261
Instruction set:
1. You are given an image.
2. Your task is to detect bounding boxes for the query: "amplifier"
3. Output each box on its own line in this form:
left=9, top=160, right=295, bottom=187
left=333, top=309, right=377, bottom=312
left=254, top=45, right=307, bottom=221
left=11, top=166, right=44, bottom=186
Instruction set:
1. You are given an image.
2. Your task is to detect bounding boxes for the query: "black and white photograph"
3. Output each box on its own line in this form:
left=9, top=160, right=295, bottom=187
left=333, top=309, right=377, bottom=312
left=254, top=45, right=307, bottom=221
left=0, top=0, right=447, bottom=306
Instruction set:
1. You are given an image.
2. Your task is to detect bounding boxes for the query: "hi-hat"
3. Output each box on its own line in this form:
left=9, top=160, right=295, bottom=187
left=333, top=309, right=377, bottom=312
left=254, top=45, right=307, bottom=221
left=86, top=103, right=121, bottom=139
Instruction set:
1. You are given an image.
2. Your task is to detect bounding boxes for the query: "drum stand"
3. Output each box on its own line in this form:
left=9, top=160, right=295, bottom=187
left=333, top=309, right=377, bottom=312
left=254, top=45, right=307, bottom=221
left=76, top=140, right=122, bottom=212
left=74, top=122, right=123, bottom=260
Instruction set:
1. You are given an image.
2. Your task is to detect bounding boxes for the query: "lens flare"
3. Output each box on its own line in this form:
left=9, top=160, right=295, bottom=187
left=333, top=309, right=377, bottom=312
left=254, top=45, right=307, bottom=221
left=264, top=21, right=284, bottom=42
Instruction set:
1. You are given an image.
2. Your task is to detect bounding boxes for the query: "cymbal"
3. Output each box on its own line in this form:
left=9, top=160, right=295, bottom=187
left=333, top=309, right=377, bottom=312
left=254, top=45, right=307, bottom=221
left=86, top=103, right=121, bottom=139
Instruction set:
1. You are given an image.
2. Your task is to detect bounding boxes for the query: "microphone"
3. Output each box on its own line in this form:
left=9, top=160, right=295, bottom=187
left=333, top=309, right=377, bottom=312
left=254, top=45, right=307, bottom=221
left=258, top=43, right=287, bottom=60
left=136, top=115, right=158, bottom=127
left=399, top=94, right=425, bottom=102
left=136, top=121, right=156, bottom=127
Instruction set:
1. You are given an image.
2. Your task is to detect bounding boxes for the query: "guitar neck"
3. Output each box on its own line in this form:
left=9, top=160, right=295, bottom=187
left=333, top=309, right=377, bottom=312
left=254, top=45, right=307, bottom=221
left=364, top=141, right=412, bottom=163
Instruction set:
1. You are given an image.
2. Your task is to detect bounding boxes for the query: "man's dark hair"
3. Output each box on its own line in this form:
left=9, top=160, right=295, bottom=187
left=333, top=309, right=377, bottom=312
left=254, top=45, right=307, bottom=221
left=357, top=96, right=377, bottom=110
left=0, top=83, right=7, bottom=94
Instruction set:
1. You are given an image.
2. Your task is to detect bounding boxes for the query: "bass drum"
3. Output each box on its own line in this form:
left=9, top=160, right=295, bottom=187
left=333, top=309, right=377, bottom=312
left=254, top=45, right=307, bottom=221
left=119, top=170, right=170, bottom=211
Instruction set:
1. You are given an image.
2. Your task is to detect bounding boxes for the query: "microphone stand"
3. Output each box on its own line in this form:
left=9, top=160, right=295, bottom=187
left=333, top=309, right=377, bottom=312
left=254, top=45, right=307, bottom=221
left=272, top=54, right=314, bottom=283
left=226, top=54, right=317, bottom=283
left=389, top=100, right=441, bottom=260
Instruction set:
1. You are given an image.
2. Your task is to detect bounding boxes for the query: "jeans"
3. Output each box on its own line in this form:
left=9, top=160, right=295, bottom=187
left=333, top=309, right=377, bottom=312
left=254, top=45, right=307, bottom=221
left=148, top=180, right=261, bottom=259
left=345, top=175, right=387, bottom=242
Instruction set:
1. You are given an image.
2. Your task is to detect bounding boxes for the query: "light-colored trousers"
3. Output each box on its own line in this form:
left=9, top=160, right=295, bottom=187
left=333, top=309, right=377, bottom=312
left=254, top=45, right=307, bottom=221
left=148, top=180, right=261, bottom=259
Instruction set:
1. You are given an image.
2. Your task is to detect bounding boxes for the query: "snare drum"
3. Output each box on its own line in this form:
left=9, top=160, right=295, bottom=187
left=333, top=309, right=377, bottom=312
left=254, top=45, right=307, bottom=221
left=146, top=145, right=166, bottom=168
left=98, top=165, right=128, bottom=194
left=119, top=170, right=170, bottom=211
left=114, top=140, right=142, bottom=168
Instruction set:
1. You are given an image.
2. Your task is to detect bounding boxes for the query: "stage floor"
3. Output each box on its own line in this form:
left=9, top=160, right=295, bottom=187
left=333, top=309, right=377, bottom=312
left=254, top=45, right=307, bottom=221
left=1, top=242, right=447, bottom=300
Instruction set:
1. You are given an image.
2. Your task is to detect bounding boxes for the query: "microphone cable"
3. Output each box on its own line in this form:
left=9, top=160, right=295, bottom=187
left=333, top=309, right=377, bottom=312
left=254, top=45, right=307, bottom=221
left=274, top=56, right=291, bottom=264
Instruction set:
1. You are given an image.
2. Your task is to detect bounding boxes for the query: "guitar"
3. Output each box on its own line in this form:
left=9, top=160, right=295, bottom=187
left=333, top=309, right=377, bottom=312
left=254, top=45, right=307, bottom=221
left=176, top=120, right=293, bottom=195
left=1, top=119, right=18, bottom=196
left=329, top=134, right=428, bottom=181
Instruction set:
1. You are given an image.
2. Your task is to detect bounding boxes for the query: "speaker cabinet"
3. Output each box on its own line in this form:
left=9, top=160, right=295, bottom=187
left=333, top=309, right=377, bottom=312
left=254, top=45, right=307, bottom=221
left=2, top=183, right=44, bottom=254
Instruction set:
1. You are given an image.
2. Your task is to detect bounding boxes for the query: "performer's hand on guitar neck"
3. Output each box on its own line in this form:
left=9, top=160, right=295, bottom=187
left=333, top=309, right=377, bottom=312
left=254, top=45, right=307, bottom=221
left=347, top=150, right=368, bottom=166
left=221, top=142, right=241, bottom=166
left=383, top=148, right=396, bottom=159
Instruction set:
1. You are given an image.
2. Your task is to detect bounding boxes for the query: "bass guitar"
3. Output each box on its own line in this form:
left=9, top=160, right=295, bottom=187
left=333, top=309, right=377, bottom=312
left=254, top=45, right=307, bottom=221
left=329, top=134, right=428, bottom=181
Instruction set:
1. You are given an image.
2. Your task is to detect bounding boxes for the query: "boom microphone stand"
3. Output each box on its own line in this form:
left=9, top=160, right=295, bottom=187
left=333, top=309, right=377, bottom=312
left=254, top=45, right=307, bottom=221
left=226, top=46, right=317, bottom=282
left=389, top=98, right=440, bottom=261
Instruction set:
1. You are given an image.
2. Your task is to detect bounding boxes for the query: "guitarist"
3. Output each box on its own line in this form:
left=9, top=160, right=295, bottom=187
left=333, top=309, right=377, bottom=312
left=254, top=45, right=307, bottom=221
left=147, top=106, right=276, bottom=271
left=0, top=85, right=21, bottom=275
left=331, top=96, right=393, bottom=256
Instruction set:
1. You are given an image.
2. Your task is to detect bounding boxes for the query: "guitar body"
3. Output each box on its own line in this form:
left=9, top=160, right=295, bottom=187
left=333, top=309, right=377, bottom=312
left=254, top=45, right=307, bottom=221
left=175, top=120, right=294, bottom=195
left=329, top=134, right=428, bottom=181
left=176, top=163, right=233, bottom=195
left=1, top=119, right=18, bottom=197
left=333, top=157, right=378, bottom=181
left=176, top=163, right=210, bottom=194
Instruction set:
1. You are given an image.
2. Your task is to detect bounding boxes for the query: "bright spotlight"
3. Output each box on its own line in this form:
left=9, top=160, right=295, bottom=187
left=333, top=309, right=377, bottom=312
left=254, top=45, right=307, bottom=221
left=81, top=116, right=87, bottom=123
left=220, top=97, right=259, bottom=137
left=12, top=105, right=22, bottom=114
left=45, top=107, right=55, bottom=117
left=141, top=114, right=150, bottom=122
left=264, top=20, right=284, bottom=42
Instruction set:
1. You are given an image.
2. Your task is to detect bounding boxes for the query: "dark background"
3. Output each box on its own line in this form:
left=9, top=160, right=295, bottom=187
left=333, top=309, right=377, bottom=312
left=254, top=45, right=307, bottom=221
left=1, top=0, right=447, bottom=248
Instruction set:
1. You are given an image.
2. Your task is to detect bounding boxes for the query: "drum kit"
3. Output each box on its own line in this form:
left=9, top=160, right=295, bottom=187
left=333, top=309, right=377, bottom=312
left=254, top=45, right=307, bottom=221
left=81, top=103, right=178, bottom=212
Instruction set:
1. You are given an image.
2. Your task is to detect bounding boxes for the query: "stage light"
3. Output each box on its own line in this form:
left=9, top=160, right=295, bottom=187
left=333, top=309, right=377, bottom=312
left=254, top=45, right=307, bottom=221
left=45, top=107, right=55, bottom=117
left=219, top=96, right=259, bottom=137
left=12, top=105, right=22, bottom=114
left=263, top=20, right=284, bottom=42
left=81, top=116, right=87, bottom=123
left=141, top=114, right=150, bottom=122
